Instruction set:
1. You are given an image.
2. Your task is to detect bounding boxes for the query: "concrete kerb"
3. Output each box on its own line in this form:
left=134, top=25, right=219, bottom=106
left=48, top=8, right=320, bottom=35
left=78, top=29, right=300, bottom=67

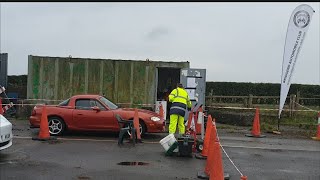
left=31, top=136, right=57, bottom=141
left=245, top=134, right=266, bottom=138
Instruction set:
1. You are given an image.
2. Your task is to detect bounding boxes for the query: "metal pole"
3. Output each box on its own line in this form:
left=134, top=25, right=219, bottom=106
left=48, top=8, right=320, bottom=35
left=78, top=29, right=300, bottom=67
left=201, top=114, right=204, bottom=140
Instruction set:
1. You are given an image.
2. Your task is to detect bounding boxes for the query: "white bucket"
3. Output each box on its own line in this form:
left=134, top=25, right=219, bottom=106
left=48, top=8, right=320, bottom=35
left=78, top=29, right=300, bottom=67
left=159, top=134, right=177, bottom=152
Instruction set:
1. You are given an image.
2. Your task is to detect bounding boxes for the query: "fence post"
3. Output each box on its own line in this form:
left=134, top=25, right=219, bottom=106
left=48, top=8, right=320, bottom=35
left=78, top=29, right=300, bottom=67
left=248, top=94, right=253, bottom=108
left=296, top=91, right=300, bottom=105
left=243, top=97, right=248, bottom=107
left=289, top=94, right=292, bottom=117
left=289, top=94, right=296, bottom=117
left=293, top=95, right=296, bottom=116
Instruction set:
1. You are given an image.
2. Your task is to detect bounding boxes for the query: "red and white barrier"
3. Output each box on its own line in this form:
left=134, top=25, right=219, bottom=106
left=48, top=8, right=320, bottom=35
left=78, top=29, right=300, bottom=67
left=0, top=86, right=5, bottom=94
left=0, top=86, right=14, bottom=114
left=312, top=112, right=320, bottom=141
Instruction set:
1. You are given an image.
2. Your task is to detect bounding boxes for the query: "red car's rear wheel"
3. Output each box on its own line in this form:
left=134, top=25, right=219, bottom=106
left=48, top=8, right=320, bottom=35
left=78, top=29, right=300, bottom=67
left=48, top=116, right=66, bottom=136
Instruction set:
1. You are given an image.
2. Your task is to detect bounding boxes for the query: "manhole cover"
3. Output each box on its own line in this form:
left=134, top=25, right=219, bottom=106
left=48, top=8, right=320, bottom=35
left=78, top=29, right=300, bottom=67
left=117, top=162, right=149, bottom=166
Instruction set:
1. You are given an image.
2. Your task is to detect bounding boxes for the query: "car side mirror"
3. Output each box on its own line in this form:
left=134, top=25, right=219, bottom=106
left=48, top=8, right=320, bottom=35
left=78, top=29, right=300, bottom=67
left=91, top=106, right=100, bottom=112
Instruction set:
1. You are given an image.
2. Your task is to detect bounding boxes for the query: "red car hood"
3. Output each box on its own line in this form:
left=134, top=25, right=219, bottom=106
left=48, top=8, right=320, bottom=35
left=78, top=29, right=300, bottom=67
left=117, top=108, right=160, bottom=117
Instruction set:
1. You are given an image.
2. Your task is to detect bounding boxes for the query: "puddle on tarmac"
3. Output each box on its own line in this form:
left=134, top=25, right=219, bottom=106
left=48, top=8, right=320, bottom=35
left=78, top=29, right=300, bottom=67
left=40, top=140, right=62, bottom=144
left=270, top=149, right=283, bottom=152
left=253, top=153, right=263, bottom=157
left=77, top=176, right=91, bottom=180
left=0, top=160, right=18, bottom=165
left=48, top=140, right=62, bottom=144
left=0, top=150, right=29, bottom=164
left=117, top=162, right=149, bottom=166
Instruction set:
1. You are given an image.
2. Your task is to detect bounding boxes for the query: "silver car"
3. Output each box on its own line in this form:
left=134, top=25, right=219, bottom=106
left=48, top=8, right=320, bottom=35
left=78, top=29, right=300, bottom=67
left=0, top=114, right=13, bottom=150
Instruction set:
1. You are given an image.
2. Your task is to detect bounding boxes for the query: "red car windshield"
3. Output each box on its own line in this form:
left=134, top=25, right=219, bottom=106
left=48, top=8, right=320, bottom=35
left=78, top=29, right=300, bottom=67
left=99, top=97, right=118, bottom=110
left=58, top=98, right=70, bottom=106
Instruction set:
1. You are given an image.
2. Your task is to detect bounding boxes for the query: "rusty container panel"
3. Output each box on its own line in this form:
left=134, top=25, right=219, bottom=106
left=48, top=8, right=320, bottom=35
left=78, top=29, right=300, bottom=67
left=116, top=61, right=131, bottom=105
left=102, top=60, right=115, bottom=101
left=146, top=64, right=157, bottom=107
left=41, top=58, right=56, bottom=100
left=71, top=59, right=86, bottom=96
left=57, top=58, right=72, bottom=100
left=131, top=61, right=147, bottom=108
left=28, top=56, right=41, bottom=99
left=87, top=60, right=102, bottom=94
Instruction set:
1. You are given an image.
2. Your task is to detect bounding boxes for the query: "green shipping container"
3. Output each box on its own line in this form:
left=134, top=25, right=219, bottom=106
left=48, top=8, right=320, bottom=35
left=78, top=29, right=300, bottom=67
left=27, top=55, right=190, bottom=110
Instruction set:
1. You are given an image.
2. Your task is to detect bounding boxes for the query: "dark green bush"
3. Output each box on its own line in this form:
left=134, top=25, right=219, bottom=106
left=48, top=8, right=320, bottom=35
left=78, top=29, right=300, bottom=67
left=206, top=82, right=320, bottom=97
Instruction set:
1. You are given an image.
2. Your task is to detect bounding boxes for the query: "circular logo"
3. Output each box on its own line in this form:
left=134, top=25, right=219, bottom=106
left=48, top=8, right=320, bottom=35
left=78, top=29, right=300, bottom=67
left=293, top=10, right=310, bottom=28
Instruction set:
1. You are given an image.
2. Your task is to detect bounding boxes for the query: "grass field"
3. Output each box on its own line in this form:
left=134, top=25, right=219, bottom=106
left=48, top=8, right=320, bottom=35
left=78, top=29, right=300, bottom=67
left=207, top=103, right=319, bottom=138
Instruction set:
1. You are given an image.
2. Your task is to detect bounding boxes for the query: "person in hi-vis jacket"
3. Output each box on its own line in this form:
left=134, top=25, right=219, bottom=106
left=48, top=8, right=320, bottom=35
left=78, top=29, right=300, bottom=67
left=168, top=83, right=192, bottom=134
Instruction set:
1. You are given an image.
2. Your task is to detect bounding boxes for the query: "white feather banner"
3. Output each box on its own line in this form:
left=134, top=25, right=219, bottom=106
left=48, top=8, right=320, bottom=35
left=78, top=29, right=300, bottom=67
left=279, top=4, right=315, bottom=118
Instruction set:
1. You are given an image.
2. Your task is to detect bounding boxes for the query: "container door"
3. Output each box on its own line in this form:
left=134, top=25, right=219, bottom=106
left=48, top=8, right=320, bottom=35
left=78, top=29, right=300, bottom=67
left=180, top=68, right=206, bottom=139
left=180, top=68, right=206, bottom=109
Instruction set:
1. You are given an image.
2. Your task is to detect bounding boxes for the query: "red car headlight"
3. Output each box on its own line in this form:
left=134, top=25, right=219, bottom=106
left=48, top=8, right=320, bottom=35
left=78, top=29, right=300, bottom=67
left=150, top=117, right=161, bottom=122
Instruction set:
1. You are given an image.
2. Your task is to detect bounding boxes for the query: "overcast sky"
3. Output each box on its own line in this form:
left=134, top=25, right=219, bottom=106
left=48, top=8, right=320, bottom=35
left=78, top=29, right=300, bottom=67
left=0, top=2, right=319, bottom=85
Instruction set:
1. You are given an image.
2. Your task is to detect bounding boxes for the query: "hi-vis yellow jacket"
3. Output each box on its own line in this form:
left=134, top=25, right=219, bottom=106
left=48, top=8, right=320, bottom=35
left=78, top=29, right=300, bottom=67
left=169, top=87, right=192, bottom=108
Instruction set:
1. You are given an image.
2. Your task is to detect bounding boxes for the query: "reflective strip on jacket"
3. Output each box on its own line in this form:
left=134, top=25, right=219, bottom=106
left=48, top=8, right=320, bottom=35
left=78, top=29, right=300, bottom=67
left=169, top=87, right=192, bottom=116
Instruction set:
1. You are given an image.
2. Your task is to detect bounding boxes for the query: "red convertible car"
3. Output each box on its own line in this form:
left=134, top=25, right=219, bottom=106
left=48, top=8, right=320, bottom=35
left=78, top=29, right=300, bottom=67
left=29, top=95, right=165, bottom=136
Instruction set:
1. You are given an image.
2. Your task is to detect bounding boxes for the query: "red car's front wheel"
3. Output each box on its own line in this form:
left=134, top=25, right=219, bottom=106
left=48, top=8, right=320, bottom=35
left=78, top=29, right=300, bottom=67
left=126, top=120, right=146, bottom=137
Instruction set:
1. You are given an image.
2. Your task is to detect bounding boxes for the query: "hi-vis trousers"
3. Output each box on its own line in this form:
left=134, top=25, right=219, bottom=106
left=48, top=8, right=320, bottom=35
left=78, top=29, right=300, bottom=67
left=169, top=114, right=185, bottom=134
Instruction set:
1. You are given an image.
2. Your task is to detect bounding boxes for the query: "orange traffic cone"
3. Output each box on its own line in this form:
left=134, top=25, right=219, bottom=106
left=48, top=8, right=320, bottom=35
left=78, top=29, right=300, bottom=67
left=209, top=141, right=225, bottom=180
left=0, top=99, right=3, bottom=115
left=245, top=108, right=266, bottom=138
left=159, top=104, right=164, bottom=120
left=240, top=175, right=248, bottom=180
left=32, top=105, right=56, bottom=141
left=312, top=112, right=320, bottom=141
left=186, top=111, right=193, bottom=131
left=132, top=108, right=142, bottom=143
left=196, top=106, right=203, bottom=135
left=205, top=124, right=218, bottom=177
left=197, top=122, right=230, bottom=180
left=195, top=115, right=213, bottom=159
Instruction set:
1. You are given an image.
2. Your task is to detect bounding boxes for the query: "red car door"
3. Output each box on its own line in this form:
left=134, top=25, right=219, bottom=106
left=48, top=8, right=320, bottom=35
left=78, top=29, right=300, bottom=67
left=72, top=98, right=115, bottom=130
left=93, top=99, right=119, bottom=131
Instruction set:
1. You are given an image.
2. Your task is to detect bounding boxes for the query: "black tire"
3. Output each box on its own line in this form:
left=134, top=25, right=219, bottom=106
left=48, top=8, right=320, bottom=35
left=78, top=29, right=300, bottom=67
left=126, top=120, right=146, bottom=137
left=196, top=139, right=204, bottom=153
left=139, top=121, right=146, bottom=136
left=48, top=116, right=66, bottom=136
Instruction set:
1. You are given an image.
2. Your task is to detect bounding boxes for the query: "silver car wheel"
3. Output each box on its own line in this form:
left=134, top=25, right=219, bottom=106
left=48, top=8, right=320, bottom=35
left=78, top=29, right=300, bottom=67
left=199, top=144, right=203, bottom=151
left=48, top=118, right=63, bottom=135
left=127, top=124, right=143, bottom=136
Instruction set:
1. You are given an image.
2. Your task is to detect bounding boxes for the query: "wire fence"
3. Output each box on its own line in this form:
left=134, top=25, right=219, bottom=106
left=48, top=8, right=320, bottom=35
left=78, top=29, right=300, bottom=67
left=0, top=97, right=319, bottom=113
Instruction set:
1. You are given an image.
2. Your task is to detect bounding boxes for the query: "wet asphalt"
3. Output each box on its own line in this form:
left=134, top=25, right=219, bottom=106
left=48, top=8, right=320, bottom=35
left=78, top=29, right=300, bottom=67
left=0, top=120, right=319, bottom=180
